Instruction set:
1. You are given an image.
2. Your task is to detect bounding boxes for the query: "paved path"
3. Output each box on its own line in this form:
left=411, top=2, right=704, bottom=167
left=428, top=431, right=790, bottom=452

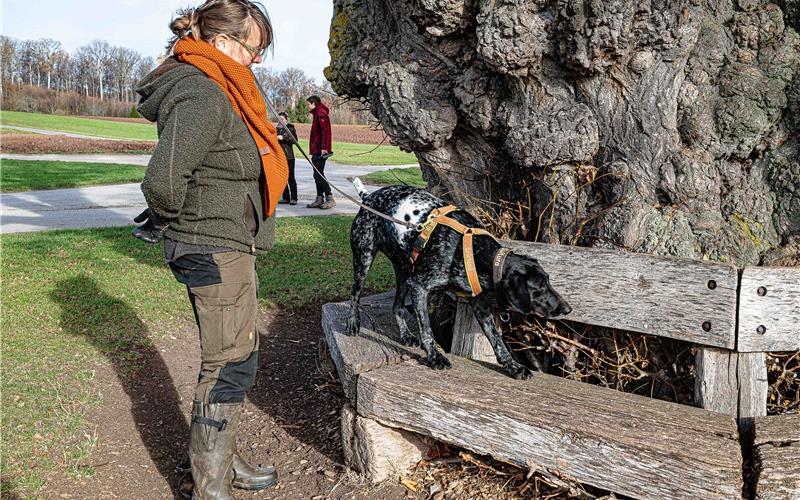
left=0, top=125, right=129, bottom=140
left=1, top=154, right=414, bottom=234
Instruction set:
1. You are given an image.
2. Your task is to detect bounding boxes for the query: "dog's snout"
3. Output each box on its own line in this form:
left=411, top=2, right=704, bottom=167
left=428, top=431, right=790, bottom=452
left=544, top=292, right=571, bottom=319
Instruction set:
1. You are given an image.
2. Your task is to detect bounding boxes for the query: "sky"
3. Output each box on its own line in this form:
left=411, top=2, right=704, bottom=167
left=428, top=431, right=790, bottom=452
left=2, top=0, right=335, bottom=83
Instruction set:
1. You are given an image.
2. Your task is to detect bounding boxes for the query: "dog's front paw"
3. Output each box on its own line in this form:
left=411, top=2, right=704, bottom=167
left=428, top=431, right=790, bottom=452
left=427, top=349, right=452, bottom=370
left=505, top=362, right=533, bottom=380
left=346, top=315, right=360, bottom=336
left=398, top=334, right=420, bottom=347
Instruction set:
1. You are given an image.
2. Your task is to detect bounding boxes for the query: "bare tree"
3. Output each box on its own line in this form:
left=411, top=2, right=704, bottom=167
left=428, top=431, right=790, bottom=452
left=253, top=66, right=283, bottom=106
left=83, top=39, right=111, bottom=100
left=18, top=40, right=37, bottom=86
left=73, top=46, right=94, bottom=97
left=276, top=67, right=312, bottom=109
left=133, top=56, right=155, bottom=88
left=36, top=39, right=62, bottom=89
left=1, top=36, right=19, bottom=85
left=110, top=46, right=141, bottom=101
left=52, top=50, right=72, bottom=92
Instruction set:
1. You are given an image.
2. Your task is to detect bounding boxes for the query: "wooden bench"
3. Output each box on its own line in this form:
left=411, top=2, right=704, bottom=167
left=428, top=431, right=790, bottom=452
left=322, top=243, right=800, bottom=497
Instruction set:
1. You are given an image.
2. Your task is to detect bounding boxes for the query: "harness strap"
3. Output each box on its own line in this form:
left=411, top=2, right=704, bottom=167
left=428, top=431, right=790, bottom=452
left=415, top=205, right=495, bottom=296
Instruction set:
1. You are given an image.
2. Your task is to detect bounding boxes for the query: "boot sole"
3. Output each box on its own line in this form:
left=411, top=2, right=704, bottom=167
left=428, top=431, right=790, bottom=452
left=233, top=478, right=278, bottom=490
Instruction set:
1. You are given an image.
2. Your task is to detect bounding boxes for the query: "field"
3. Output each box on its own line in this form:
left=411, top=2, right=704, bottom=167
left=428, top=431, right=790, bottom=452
left=1, top=111, right=417, bottom=166
left=1, top=159, right=146, bottom=192
left=361, top=166, right=425, bottom=187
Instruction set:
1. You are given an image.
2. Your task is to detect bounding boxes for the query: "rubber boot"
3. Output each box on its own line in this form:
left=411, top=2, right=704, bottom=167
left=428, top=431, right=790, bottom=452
left=306, top=196, right=324, bottom=208
left=174, top=452, right=278, bottom=495
left=320, top=194, right=336, bottom=209
left=189, top=401, right=237, bottom=500
left=232, top=454, right=278, bottom=490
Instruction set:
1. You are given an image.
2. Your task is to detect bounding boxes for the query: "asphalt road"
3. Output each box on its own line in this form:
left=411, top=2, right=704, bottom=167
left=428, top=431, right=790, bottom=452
left=1, top=153, right=414, bottom=234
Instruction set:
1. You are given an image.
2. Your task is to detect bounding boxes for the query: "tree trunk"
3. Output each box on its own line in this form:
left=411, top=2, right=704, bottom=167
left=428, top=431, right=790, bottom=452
left=325, top=0, right=800, bottom=264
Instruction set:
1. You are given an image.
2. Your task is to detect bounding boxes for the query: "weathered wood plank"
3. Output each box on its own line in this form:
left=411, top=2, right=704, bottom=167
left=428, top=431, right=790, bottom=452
left=451, top=299, right=496, bottom=364
left=738, top=352, right=769, bottom=425
left=505, top=241, right=738, bottom=348
left=737, top=267, right=800, bottom=352
left=341, top=403, right=431, bottom=483
left=358, top=357, right=742, bottom=500
left=694, top=349, right=768, bottom=424
left=754, top=414, right=800, bottom=499
left=321, top=294, right=421, bottom=405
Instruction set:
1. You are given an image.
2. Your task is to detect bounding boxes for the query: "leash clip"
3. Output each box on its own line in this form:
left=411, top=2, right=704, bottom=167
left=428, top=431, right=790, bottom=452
left=499, top=311, right=511, bottom=323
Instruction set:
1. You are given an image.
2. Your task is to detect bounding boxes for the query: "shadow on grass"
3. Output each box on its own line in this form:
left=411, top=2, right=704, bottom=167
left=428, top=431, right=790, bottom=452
left=50, top=275, right=187, bottom=499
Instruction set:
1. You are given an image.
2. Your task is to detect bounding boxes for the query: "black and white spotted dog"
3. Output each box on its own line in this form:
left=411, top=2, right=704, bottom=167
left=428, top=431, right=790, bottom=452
left=347, top=181, right=572, bottom=379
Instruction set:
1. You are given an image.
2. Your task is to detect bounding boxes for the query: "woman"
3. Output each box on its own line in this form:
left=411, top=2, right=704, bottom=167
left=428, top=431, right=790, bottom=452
left=306, top=94, right=335, bottom=209
left=277, top=111, right=298, bottom=204
left=132, top=0, right=286, bottom=497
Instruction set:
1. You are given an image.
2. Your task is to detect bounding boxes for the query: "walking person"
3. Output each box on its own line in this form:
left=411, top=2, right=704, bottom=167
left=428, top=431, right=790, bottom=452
left=277, top=111, right=298, bottom=204
left=131, top=1, right=287, bottom=497
left=305, top=94, right=335, bottom=209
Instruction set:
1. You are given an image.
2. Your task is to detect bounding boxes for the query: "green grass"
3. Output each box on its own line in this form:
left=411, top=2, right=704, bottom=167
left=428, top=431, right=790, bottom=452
left=1, top=160, right=146, bottom=192
left=321, top=141, right=417, bottom=166
left=0, top=217, right=394, bottom=496
left=1, top=110, right=157, bottom=141
left=361, top=166, right=425, bottom=187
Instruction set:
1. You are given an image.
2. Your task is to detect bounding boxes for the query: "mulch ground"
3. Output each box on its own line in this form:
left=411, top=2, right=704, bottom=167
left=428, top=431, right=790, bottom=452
left=80, top=118, right=391, bottom=145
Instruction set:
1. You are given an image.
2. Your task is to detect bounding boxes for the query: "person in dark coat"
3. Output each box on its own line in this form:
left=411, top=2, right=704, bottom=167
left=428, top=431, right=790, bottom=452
left=305, top=94, right=334, bottom=209
left=277, top=111, right=298, bottom=204
left=132, top=1, right=283, bottom=497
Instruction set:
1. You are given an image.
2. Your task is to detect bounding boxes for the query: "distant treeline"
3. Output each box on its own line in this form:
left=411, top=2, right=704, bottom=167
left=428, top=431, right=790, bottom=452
left=0, top=36, right=374, bottom=124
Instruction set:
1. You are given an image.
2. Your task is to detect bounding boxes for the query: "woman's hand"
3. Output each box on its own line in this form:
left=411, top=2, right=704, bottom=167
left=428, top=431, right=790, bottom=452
left=132, top=209, right=169, bottom=244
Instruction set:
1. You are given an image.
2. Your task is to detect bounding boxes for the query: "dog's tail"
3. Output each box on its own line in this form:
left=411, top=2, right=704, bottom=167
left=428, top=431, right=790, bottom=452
left=352, top=177, right=369, bottom=199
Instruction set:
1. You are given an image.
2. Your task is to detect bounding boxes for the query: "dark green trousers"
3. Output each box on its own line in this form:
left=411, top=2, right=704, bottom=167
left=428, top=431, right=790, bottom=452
left=169, top=251, right=259, bottom=403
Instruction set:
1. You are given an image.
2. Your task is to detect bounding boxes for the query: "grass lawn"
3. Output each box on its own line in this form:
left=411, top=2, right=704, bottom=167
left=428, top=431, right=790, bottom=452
left=0, top=216, right=394, bottom=496
left=1, top=160, right=146, bottom=192
left=361, top=166, right=425, bottom=187
left=1, top=110, right=157, bottom=141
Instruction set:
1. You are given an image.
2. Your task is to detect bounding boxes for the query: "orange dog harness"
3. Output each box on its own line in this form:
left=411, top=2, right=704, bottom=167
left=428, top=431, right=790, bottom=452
left=412, top=205, right=497, bottom=296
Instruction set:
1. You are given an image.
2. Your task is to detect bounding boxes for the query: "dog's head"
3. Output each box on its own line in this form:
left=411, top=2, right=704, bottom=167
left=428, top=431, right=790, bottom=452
left=498, top=255, right=572, bottom=319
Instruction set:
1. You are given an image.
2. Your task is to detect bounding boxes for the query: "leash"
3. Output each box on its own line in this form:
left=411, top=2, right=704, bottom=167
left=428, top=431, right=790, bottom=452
left=250, top=70, right=417, bottom=230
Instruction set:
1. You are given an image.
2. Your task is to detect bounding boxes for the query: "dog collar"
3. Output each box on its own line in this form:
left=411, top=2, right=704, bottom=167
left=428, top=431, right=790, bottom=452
left=493, top=247, right=512, bottom=284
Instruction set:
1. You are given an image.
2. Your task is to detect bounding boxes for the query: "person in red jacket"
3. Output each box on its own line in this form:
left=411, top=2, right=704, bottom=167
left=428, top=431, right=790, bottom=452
left=306, top=95, right=335, bottom=209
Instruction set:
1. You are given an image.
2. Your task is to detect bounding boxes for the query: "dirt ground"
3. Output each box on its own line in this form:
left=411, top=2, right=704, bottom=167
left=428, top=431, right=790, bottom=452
left=39, top=303, right=417, bottom=500
left=35, top=298, right=584, bottom=500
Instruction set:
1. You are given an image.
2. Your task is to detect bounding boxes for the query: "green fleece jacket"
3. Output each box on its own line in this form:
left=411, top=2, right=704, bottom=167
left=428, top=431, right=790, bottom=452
left=135, top=60, right=275, bottom=253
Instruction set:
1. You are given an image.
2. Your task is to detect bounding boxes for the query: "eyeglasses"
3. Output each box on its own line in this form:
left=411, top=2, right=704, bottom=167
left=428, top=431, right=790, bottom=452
left=228, top=34, right=264, bottom=60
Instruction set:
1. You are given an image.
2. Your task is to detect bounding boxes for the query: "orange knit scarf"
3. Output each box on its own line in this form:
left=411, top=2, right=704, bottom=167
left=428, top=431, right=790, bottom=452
left=173, top=36, right=287, bottom=217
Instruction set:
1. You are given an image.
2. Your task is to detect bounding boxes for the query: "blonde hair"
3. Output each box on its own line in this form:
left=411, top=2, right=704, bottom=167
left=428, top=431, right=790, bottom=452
left=167, top=0, right=274, bottom=54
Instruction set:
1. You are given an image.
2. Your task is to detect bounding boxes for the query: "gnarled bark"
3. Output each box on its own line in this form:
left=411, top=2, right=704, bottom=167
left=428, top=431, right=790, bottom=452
left=326, top=0, right=800, bottom=265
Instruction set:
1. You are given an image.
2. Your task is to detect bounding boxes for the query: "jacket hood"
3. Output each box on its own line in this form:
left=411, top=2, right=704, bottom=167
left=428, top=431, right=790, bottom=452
left=135, top=58, right=203, bottom=122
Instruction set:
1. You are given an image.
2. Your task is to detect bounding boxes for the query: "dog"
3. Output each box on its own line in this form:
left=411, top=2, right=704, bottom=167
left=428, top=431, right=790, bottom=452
left=347, top=181, right=572, bottom=379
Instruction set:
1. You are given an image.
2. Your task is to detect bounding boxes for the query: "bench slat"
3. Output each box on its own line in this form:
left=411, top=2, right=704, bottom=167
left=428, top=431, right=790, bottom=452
left=506, top=241, right=738, bottom=348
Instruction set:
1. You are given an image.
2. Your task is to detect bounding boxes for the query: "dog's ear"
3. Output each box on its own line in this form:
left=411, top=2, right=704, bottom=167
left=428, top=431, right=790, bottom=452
left=498, top=261, right=532, bottom=313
